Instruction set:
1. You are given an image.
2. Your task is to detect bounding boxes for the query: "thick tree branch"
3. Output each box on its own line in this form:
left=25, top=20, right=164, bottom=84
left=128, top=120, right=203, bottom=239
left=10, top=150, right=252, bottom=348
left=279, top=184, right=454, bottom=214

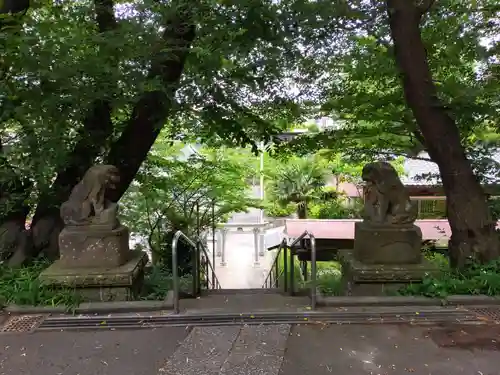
left=417, top=0, right=436, bottom=16
left=0, top=0, right=29, bottom=17
left=30, top=0, right=118, bottom=254
left=32, top=0, right=117, bottom=216
left=106, top=3, right=197, bottom=201
left=386, top=0, right=500, bottom=266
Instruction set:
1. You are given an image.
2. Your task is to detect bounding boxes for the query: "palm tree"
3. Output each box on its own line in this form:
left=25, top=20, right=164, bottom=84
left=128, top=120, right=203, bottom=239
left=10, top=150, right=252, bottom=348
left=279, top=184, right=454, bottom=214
left=268, top=156, right=327, bottom=219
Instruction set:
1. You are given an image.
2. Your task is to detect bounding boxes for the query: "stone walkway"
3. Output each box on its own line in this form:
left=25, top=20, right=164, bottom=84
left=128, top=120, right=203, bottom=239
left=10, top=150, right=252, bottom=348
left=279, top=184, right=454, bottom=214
left=1, top=324, right=499, bottom=374
left=212, top=230, right=277, bottom=289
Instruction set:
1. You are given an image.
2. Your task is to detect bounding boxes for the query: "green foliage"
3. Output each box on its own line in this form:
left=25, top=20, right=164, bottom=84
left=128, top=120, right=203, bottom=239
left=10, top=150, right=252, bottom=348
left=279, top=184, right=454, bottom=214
left=276, top=249, right=303, bottom=287
left=315, top=261, right=343, bottom=296
left=0, top=0, right=346, bottom=246
left=121, top=137, right=257, bottom=264
left=141, top=265, right=191, bottom=301
left=487, top=197, right=500, bottom=222
left=141, top=265, right=173, bottom=301
left=276, top=0, right=500, bottom=177
left=264, top=201, right=295, bottom=218
left=0, top=259, right=81, bottom=309
left=308, top=198, right=362, bottom=219
left=264, top=150, right=372, bottom=219
left=399, top=254, right=500, bottom=297
left=266, top=155, right=328, bottom=218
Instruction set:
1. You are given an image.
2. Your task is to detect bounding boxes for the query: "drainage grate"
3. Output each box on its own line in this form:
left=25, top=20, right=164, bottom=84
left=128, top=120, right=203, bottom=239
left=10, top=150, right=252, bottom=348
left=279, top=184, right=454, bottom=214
left=469, top=307, right=500, bottom=323
left=1, top=315, right=46, bottom=333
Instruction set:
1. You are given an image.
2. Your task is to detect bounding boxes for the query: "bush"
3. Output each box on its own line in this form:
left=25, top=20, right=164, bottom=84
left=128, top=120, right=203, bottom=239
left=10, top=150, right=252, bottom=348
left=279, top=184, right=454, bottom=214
left=141, top=265, right=174, bottom=300
left=487, top=197, right=500, bottom=222
left=309, top=199, right=361, bottom=219
left=316, top=261, right=343, bottom=296
left=399, top=255, right=500, bottom=297
left=141, top=265, right=192, bottom=300
left=264, top=202, right=295, bottom=218
left=0, top=259, right=81, bottom=309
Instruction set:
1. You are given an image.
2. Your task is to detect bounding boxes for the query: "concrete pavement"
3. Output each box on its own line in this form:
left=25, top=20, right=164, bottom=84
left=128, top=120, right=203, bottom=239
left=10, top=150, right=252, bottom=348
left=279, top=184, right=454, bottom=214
left=281, top=324, right=499, bottom=375
left=0, top=327, right=189, bottom=375
left=213, top=231, right=276, bottom=289
left=1, top=323, right=499, bottom=375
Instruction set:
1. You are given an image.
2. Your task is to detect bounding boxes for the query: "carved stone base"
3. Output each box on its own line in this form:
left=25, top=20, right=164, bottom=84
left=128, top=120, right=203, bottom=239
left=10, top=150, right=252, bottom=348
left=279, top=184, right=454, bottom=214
left=339, top=250, right=439, bottom=296
left=353, top=222, right=422, bottom=264
left=38, top=250, right=148, bottom=302
left=59, top=225, right=130, bottom=268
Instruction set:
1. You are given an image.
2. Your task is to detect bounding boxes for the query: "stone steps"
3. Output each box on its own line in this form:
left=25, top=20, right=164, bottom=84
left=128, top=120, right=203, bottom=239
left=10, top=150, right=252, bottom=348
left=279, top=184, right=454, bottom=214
left=180, top=290, right=311, bottom=313
left=158, top=324, right=290, bottom=375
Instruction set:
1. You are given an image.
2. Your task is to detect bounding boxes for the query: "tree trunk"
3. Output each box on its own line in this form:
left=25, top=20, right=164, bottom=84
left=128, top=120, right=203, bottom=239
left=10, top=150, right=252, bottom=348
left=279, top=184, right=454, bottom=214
left=0, top=4, right=33, bottom=266
left=29, top=0, right=118, bottom=260
left=386, top=0, right=500, bottom=267
left=28, top=1, right=196, bottom=260
left=106, top=5, right=196, bottom=201
left=0, top=0, right=29, bottom=15
left=297, top=202, right=308, bottom=219
left=0, top=151, right=32, bottom=266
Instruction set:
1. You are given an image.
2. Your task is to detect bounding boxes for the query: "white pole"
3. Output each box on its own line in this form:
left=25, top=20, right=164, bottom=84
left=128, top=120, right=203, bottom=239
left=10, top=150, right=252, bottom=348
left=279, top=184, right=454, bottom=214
left=253, top=227, right=260, bottom=266
left=259, top=141, right=265, bottom=256
left=259, top=141, right=265, bottom=224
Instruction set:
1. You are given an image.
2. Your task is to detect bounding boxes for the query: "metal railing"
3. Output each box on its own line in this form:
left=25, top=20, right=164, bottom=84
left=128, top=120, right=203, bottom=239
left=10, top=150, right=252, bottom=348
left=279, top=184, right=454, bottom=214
left=262, top=230, right=317, bottom=310
left=172, top=230, right=221, bottom=314
left=262, top=238, right=288, bottom=289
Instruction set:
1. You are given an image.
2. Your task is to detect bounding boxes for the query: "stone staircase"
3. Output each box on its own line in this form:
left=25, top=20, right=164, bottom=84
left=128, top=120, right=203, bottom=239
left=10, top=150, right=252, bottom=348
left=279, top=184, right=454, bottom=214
left=158, top=324, right=290, bottom=375
left=179, top=289, right=311, bottom=314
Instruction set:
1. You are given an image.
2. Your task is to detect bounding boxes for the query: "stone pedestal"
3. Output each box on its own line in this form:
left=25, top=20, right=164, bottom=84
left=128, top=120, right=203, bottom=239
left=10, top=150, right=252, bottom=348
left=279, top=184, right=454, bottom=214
left=338, top=250, right=438, bottom=296
left=59, top=225, right=130, bottom=268
left=339, top=250, right=438, bottom=296
left=353, top=222, right=422, bottom=264
left=39, top=250, right=148, bottom=302
left=340, top=222, right=438, bottom=296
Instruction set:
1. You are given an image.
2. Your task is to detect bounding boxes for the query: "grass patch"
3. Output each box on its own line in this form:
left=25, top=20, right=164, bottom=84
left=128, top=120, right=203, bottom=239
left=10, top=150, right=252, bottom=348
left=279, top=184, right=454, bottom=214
left=0, top=261, right=194, bottom=307
left=315, top=261, right=342, bottom=296
left=141, top=265, right=191, bottom=300
left=275, top=249, right=303, bottom=287
left=0, top=259, right=82, bottom=309
left=399, top=254, right=500, bottom=297
left=273, top=250, right=342, bottom=295
left=269, top=249, right=500, bottom=298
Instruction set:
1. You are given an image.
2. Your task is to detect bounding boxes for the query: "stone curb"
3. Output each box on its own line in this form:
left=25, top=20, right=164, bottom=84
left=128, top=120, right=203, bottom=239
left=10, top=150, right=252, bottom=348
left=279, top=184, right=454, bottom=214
left=4, top=290, right=174, bottom=315
left=315, top=288, right=500, bottom=307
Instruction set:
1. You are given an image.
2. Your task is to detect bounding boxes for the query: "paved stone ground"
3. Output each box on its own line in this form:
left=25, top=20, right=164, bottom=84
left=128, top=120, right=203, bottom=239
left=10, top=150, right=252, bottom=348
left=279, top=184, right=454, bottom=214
left=280, top=324, right=500, bottom=375
left=1, top=323, right=499, bottom=375
left=179, top=292, right=311, bottom=313
left=213, top=230, right=277, bottom=289
left=0, top=327, right=190, bottom=375
left=211, top=189, right=280, bottom=289
left=0, top=312, right=7, bottom=326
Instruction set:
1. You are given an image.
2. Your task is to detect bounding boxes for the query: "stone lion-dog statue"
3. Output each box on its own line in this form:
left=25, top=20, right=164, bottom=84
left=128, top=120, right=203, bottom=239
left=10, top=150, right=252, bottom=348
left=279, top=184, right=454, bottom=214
left=60, top=164, right=121, bottom=229
left=361, top=161, right=417, bottom=225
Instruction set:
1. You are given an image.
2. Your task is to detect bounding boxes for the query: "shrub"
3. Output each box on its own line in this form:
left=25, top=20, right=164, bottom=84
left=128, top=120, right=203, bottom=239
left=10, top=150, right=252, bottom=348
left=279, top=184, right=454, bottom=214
left=316, top=262, right=343, bottom=296
left=0, top=259, right=81, bottom=309
left=399, top=255, right=500, bottom=297
left=309, top=199, right=361, bottom=219
left=264, top=202, right=295, bottom=218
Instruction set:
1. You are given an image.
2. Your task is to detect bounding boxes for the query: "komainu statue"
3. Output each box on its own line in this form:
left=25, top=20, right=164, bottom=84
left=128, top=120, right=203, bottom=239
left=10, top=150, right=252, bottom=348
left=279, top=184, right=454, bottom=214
left=361, top=161, right=417, bottom=225
left=60, top=164, right=121, bottom=229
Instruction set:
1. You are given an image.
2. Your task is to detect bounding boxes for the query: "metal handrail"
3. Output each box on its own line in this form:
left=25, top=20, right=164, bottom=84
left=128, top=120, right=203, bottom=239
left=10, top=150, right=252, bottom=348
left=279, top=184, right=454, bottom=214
left=262, top=238, right=287, bottom=289
left=262, top=230, right=317, bottom=310
left=172, top=230, right=221, bottom=314
left=198, top=240, right=222, bottom=290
